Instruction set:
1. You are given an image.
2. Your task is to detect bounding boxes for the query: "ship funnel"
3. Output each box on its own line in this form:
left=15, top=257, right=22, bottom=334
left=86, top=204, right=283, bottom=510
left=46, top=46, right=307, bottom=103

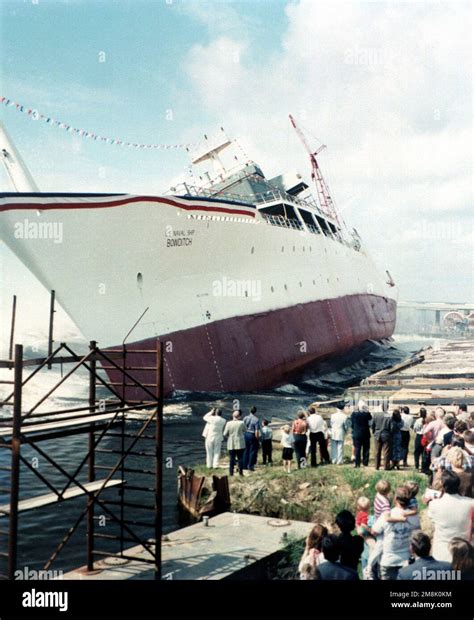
left=0, top=121, right=39, bottom=192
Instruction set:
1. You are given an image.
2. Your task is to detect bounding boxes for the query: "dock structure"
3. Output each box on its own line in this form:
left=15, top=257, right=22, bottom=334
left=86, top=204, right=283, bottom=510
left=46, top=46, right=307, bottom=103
left=63, top=512, right=313, bottom=580
left=346, top=340, right=474, bottom=410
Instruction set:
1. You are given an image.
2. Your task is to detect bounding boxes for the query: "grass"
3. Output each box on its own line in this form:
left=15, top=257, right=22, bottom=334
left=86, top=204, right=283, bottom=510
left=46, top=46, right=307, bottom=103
left=193, top=434, right=428, bottom=527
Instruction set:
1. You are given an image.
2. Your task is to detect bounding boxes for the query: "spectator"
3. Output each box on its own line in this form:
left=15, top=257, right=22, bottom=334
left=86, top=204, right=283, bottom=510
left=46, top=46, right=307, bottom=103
left=427, top=470, right=474, bottom=562
left=400, top=406, right=414, bottom=467
left=242, top=406, right=260, bottom=471
left=457, top=404, right=470, bottom=424
left=405, top=480, right=420, bottom=508
left=372, top=486, right=416, bottom=580
left=223, top=410, right=246, bottom=476
left=316, top=535, right=359, bottom=580
left=453, top=419, right=468, bottom=446
left=441, top=414, right=456, bottom=447
left=298, top=523, right=328, bottom=579
left=292, top=411, right=308, bottom=469
left=449, top=538, right=474, bottom=580
left=389, top=409, right=404, bottom=470
left=280, top=424, right=294, bottom=473
left=351, top=400, right=372, bottom=468
left=335, top=509, right=364, bottom=571
left=432, top=447, right=473, bottom=498
left=413, top=407, right=428, bottom=471
left=397, top=531, right=451, bottom=580
left=440, top=413, right=456, bottom=449
left=464, top=430, right=474, bottom=458
left=374, top=479, right=392, bottom=520
left=202, top=407, right=226, bottom=469
left=307, top=405, right=330, bottom=466
left=424, top=407, right=447, bottom=461
left=372, top=401, right=392, bottom=471
left=329, top=405, right=348, bottom=465
left=355, top=496, right=371, bottom=535
left=260, top=419, right=273, bottom=466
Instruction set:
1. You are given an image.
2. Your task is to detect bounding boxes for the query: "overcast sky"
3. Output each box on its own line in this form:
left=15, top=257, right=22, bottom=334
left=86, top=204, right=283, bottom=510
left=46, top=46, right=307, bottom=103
left=0, top=0, right=472, bottom=347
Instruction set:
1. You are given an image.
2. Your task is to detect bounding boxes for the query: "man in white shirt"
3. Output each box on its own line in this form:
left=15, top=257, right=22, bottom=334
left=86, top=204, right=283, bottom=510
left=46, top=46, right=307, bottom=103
left=330, top=406, right=348, bottom=464
left=307, top=405, right=330, bottom=467
left=427, top=470, right=474, bottom=562
left=400, top=406, right=414, bottom=467
left=202, top=408, right=226, bottom=468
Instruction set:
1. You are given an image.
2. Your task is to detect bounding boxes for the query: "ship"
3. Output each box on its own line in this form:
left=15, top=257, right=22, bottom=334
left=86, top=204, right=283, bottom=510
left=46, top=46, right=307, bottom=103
left=0, top=117, right=397, bottom=397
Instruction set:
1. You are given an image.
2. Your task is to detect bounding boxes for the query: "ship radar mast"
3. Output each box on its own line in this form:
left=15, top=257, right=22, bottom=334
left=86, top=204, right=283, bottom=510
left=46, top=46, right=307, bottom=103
left=289, top=114, right=340, bottom=227
left=191, top=127, right=233, bottom=178
left=0, top=121, right=39, bottom=192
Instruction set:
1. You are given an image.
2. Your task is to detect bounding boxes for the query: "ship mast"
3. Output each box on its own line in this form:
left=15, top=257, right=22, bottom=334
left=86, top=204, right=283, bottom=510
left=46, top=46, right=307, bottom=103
left=289, top=114, right=340, bottom=226
left=0, top=121, right=39, bottom=192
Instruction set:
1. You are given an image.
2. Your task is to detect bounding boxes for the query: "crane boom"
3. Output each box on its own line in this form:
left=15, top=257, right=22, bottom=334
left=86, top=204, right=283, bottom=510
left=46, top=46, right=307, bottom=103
left=288, top=114, right=340, bottom=226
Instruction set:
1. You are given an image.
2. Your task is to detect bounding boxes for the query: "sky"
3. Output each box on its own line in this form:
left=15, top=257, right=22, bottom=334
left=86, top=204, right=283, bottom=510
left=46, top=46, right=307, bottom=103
left=0, top=0, right=473, bottom=347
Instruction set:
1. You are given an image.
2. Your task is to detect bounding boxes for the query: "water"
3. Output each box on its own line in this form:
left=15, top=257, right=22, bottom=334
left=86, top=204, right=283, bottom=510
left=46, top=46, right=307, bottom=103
left=0, top=334, right=438, bottom=574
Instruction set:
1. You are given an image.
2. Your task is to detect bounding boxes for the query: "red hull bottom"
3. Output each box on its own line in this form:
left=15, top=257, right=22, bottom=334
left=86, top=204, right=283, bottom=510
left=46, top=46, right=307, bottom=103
left=104, top=293, right=396, bottom=399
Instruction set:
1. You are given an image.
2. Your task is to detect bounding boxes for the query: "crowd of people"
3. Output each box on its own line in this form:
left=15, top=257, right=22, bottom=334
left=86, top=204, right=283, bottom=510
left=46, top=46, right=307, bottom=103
left=201, top=401, right=473, bottom=580
left=203, top=400, right=474, bottom=478
left=298, top=473, right=474, bottom=580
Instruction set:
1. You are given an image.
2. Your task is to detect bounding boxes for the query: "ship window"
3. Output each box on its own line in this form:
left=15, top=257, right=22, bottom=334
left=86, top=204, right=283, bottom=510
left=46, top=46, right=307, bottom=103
left=315, top=215, right=333, bottom=237
left=299, top=209, right=320, bottom=234
left=260, top=203, right=303, bottom=230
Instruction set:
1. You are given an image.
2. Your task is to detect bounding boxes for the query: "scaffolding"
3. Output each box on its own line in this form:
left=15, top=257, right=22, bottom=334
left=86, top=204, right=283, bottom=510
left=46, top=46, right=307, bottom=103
left=0, top=337, right=163, bottom=580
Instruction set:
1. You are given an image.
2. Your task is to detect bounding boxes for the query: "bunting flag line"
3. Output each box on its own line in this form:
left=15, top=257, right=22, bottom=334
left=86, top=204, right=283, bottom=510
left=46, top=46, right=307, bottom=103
left=0, top=95, right=194, bottom=150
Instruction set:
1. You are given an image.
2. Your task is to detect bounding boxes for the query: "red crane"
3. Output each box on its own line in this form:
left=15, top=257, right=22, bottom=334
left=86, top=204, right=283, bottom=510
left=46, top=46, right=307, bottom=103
left=289, top=114, right=340, bottom=226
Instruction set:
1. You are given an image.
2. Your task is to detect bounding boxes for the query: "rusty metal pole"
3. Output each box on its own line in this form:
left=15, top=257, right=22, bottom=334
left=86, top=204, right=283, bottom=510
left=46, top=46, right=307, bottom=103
left=155, top=339, right=163, bottom=580
left=47, top=290, right=55, bottom=370
left=8, top=344, right=22, bottom=579
left=8, top=295, right=16, bottom=362
left=86, top=340, right=96, bottom=572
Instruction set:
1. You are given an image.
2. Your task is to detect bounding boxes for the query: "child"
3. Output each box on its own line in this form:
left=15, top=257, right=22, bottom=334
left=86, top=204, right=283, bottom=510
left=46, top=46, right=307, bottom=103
left=365, top=480, right=392, bottom=579
left=355, top=496, right=371, bottom=535
left=373, top=479, right=391, bottom=520
left=280, top=425, right=294, bottom=473
left=405, top=480, right=419, bottom=511
left=261, top=420, right=273, bottom=465
left=356, top=496, right=375, bottom=573
left=403, top=480, right=421, bottom=528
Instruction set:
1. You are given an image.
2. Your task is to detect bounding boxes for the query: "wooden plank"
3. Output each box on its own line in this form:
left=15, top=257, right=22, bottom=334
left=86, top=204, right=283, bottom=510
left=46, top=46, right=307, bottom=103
left=0, top=479, right=123, bottom=517
left=0, top=412, right=122, bottom=438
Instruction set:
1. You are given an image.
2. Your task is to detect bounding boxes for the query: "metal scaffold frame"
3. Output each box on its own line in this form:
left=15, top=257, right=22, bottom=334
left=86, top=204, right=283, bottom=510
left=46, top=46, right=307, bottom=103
left=0, top=336, right=164, bottom=580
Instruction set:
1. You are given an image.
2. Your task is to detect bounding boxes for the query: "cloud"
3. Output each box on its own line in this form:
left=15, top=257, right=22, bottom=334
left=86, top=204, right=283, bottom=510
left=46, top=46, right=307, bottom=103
left=182, top=0, right=473, bottom=301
